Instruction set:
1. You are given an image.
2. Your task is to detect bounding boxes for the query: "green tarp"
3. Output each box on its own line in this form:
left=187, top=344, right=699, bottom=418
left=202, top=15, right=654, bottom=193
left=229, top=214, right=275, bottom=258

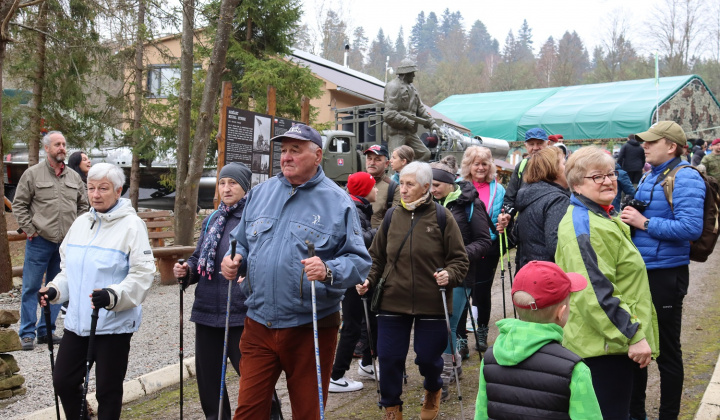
left=433, top=75, right=719, bottom=141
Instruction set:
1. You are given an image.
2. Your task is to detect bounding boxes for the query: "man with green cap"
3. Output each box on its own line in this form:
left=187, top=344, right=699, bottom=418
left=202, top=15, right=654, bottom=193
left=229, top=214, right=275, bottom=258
left=383, top=58, right=439, bottom=161
left=620, top=120, right=706, bottom=420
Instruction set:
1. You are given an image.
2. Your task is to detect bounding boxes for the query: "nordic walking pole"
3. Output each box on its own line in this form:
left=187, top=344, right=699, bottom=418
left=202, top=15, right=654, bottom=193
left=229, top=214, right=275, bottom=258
left=306, top=241, right=326, bottom=420
left=42, top=303, right=60, bottom=420
left=81, top=307, right=100, bottom=420
left=361, top=294, right=381, bottom=408
left=498, top=230, right=507, bottom=319
left=218, top=240, right=237, bottom=419
left=177, top=258, right=187, bottom=420
left=437, top=268, right=465, bottom=419
left=503, top=233, right=517, bottom=319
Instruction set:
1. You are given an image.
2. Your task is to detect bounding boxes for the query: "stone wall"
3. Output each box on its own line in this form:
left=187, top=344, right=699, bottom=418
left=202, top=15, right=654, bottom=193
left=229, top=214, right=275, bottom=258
left=0, top=310, right=25, bottom=403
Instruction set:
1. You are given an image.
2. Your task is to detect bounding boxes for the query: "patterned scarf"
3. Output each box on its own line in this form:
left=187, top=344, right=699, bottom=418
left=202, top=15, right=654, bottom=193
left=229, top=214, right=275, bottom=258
left=197, top=200, right=242, bottom=278
left=401, top=191, right=430, bottom=211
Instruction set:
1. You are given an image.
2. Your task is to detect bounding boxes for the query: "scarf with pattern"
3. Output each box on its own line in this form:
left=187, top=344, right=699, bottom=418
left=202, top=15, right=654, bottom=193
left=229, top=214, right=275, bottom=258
left=197, top=200, right=242, bottom=278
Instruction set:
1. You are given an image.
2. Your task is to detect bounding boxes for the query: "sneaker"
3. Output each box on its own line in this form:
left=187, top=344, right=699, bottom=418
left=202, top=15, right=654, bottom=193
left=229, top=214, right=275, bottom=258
left=60, top=307, right=66, bottom=319
left=357, top=360, right=379, bottom=380
left=329, top=376, right=363, bottom=393
left=21, top=337, right=35, bottom=351
left=37, top=334, right=61, bottom=345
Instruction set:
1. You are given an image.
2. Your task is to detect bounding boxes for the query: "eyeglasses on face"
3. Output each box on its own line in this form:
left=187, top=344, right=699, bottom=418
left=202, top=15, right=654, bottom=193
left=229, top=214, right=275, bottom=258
left=584, top=171, right=619, bottom=184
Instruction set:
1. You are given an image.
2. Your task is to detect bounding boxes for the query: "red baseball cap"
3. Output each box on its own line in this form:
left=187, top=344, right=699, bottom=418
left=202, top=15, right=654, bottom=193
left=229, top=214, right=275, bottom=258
left=511, top=261, right=587, bottom=310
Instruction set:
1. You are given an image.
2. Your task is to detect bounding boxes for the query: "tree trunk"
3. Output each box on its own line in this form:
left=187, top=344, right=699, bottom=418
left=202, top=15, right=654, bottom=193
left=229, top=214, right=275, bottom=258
left=0, top=39, right=12, bottom=293
left=174, top=0, right=243, bottom=245
left=173, top=0, right=195, bottom=244
left=28, top=1, right=48, bottom=166
left=129, top=0, right=146, bottom=210
left=0, top=0, right=22, bottom=293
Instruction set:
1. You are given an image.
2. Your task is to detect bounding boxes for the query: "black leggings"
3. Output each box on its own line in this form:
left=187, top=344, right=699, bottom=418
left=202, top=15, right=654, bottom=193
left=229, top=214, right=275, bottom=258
left=472, top=253, right=500, bottom=326
left=53, top=329, right=132, bottom=420
left=195, top=323, right=243, bottom=420
left=331, top=286, right=377, bottom=380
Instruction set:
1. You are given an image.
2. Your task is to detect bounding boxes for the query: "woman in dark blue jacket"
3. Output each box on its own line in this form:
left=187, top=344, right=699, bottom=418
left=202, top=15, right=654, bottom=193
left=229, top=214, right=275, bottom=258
left=173, top=162, right=255, bottom=420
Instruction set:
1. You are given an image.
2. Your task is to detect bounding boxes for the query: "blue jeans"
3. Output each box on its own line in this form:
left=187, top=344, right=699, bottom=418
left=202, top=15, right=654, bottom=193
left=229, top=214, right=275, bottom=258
left=376, top=312, right=447, bottom=407
left=20, top=236, right=62, bottom=339
left=444, top=286, right=470, bottom=354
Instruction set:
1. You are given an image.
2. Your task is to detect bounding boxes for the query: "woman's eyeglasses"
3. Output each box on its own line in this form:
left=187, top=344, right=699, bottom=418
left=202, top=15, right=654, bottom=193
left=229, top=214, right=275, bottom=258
left=584, top=171, right=619, bottom=184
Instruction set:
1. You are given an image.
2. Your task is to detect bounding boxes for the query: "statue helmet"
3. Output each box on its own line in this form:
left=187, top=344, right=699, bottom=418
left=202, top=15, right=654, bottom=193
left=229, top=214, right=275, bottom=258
left=396, top=58, right=418, bottom=75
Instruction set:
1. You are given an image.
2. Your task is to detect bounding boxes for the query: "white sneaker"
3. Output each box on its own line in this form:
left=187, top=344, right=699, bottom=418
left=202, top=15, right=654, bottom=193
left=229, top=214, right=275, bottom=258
left=357, top=361, right=379, bottom=380
left=329, top=376, right=363, bottom=393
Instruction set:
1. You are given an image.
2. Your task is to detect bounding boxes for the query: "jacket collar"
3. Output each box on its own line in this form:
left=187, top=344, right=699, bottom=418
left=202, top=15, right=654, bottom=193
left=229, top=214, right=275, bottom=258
left=278, top=165, right=325, bottom=189
left=570, top=193, right=616, bottom=219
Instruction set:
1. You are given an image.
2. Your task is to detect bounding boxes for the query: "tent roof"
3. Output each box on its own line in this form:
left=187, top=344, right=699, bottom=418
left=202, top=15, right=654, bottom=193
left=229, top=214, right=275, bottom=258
left=434, top=75, right=719, bottom=141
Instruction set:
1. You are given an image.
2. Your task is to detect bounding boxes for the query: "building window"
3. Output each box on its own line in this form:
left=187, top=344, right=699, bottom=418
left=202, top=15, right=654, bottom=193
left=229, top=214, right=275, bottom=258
left=147, top=66, right=181, bottom=98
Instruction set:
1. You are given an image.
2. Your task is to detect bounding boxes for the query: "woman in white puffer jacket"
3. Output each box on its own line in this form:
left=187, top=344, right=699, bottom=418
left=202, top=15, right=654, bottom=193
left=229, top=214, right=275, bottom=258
left=39, top=162, right=155, bottom=420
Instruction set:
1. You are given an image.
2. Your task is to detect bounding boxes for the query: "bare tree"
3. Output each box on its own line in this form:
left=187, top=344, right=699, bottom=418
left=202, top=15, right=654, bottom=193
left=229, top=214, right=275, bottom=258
left=536, top=36, right=557, bottom=87
left=26, top=0, right=47, bottom=166
left=128, top=0, right=146, bottom=209
left=645, top=0, right=708, bottom=75
left=173, top=0, right=243, bottom=245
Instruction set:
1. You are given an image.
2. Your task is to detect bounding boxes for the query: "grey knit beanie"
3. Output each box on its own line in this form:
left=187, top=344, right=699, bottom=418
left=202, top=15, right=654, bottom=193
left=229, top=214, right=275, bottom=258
left=219, top=162, right=252, bottom=193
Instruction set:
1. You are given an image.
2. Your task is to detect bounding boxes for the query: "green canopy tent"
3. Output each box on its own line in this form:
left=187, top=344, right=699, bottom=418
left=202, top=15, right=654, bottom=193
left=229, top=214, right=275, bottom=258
left=434, top=75, right=720, bottom=141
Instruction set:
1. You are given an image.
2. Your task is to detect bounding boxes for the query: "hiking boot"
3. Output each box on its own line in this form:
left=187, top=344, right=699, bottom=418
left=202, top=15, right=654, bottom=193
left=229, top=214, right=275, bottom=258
left=440, top=382, right=449, bottom=402
left=357, top=360, right=378, bottom=380
left=420, top=389, right=442, bottom=420
left=329, top=376, right=363, bottom=393
left=37, top=333, right=61, bottom=345
left=457, top=338, right=470, bottom=360
left=475, top=325, right=489, bottom=352
left=440, top=353, right=455, bottom=385
left=21, top=337, right=34, bottom=351
left=382, top=405, right=402, bottom=420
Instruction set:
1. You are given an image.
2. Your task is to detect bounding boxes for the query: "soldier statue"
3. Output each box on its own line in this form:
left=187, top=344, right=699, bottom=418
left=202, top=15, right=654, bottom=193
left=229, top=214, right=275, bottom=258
left=383, top=58, right=439, bottom=161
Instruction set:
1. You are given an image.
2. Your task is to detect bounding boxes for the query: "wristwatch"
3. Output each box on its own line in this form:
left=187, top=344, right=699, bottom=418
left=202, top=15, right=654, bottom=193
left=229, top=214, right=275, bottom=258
left=643, top=219, right=650, bottom=231
left=323, top=262, right=334, bottom=285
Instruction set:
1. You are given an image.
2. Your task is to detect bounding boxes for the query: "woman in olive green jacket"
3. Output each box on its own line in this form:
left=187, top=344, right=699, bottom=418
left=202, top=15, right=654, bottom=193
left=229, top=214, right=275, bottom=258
left=357, top=161, right=468, bottom=420
left=555, top=146, right=658, bottom=419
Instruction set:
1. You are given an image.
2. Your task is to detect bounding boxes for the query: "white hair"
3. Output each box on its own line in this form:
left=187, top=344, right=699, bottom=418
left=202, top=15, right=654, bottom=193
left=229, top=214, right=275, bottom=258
left=88, top=163, right=126, bottom=190
left=42, top=131, right=64, bottom=147
left=400, top=161, right=432, bottom=186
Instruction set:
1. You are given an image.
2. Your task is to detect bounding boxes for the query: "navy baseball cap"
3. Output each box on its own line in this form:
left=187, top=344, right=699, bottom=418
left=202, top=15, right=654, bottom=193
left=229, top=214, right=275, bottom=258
left=271, top=124, right=323, bottom=148
left=525, top=127, right=549, bottom=142
left=364, top=144, right=389, bottom=158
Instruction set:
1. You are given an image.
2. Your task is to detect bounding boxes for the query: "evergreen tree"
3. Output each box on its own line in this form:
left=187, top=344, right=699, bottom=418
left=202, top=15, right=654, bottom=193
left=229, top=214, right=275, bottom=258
left=320, top=9, right=348, bottom=65
left=515, top=19, right=534, bottom=61
left=392, top=27, right=407, bottom=67
left=348, top=26, right=368, bottom=71
left=410, top=11, right=426, bottom=56
left=415, top=11, right=439, bottom=68
left=554, top=31, right=589, bottom=86
left=366, top=28, right=393, bottom=80
left=467, top=20, right=498, bottom=64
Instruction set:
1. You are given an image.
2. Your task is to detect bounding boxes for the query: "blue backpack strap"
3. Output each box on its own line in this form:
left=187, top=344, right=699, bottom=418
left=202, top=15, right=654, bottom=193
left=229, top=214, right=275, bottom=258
left=203, top=210, right=219, bottom=236
left=465, top=202, right=474, bottom=222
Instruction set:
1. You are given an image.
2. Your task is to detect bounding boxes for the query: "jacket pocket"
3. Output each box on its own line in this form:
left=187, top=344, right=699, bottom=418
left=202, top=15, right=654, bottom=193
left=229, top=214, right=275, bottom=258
left=246, top=217, right=274, bottom=295
left=290, top=223, right=332, bottom=303
left=34, top=181, right=55, bottom=200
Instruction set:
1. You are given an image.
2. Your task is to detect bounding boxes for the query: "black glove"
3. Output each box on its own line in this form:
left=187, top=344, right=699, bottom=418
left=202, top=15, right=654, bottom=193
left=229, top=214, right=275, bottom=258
left=37, top=288, right=57, bottom=304
left=91, top=289, right=111, bottom=309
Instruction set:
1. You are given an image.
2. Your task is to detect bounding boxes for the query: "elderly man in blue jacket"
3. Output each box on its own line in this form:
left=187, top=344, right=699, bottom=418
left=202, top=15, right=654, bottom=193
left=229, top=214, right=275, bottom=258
left=620, top=121, right=705, bottom=420
left=221, top=124, right=372, bottom=419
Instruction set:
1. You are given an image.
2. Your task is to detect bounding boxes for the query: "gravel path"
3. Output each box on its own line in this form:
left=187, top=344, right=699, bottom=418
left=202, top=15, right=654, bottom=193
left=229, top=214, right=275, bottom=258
left=0, top=276, right=197, bottom=420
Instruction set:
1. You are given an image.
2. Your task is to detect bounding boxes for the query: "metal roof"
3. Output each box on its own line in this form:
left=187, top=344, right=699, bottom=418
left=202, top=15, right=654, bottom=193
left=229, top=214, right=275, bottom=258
left=289, top=49, right=469, bottom=132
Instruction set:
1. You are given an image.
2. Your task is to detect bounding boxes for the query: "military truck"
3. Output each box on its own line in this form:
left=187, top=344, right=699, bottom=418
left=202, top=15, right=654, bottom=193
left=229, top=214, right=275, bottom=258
left=322, top=103, right=510, bottom=184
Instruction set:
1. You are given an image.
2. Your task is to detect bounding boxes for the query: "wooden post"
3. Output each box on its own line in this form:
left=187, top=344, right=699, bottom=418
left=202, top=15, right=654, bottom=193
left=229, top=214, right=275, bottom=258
left=266, top=85, right=276, bottom=116
left=214, top=81, right=233, bottom=209
left=301, top=95, right=310, bottom=125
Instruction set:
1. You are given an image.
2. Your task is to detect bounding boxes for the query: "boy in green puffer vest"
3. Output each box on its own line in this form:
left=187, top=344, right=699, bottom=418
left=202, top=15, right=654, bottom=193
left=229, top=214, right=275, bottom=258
left=475, top=261, right=602, bottom=419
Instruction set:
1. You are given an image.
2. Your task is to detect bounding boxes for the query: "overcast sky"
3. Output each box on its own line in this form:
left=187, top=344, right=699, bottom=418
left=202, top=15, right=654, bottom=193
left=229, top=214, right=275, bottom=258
left=301, top=0, right=717, bottom=59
